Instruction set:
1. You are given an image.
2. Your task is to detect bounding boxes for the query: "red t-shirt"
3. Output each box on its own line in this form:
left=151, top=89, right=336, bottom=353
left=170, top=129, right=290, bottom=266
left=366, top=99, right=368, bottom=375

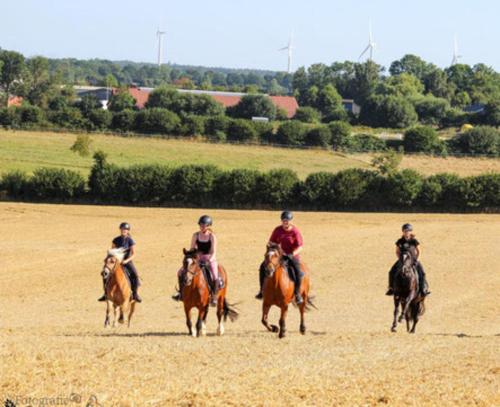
left=269, top=225, right=303, bottom=255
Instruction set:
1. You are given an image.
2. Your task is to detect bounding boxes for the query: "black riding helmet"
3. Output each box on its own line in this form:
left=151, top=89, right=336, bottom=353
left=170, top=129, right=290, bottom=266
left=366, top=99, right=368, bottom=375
left=198, top=215, right=213, bottom=226
left=119, top=222, right=131, bottom=230
left=402, top=223, right=413, bottom=232
left=281, top=211, right=293, bottom=221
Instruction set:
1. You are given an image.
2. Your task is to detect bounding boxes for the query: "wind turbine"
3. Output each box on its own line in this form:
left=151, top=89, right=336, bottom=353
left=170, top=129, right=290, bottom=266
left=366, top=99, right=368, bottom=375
left=156, top=27, right=166, bottom=66
left=279, top=32, right=294, bottom=74
left=451, top=35, right=462, bottom=65
left=359, top=20, right=376, bottom=61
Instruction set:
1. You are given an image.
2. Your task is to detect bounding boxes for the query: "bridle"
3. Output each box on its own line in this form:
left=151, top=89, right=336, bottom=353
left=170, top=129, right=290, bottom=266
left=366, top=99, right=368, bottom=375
left=102, top=255, right=119, bottom=280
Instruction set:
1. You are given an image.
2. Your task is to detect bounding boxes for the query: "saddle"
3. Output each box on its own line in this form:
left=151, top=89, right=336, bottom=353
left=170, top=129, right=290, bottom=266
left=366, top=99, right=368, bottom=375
left=281, top=257, right=304, bottom=283
left=199, top=262, right=225, bottom=293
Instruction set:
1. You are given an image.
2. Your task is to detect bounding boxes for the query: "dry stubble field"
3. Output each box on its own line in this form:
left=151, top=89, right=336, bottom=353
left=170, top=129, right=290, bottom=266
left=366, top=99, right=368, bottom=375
left=0, top=203, right=499, bottom=406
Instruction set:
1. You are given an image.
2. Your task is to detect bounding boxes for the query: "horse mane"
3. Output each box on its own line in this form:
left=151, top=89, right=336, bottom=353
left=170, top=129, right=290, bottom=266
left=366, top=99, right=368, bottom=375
left=183, top=248, right=198, bottom=258
left=108, top=248, right=126, bottom=263
left=266, top=242, right=282, bottom=255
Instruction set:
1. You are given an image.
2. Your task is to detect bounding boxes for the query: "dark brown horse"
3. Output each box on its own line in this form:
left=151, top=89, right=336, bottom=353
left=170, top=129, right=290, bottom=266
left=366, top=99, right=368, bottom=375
left=102, top=248, right=136, bottom=327
left=177, top=249, right=238, bottom=337
left=261, top=243, right=314, bottom=338
left=391, top=252, right=426, bottom=333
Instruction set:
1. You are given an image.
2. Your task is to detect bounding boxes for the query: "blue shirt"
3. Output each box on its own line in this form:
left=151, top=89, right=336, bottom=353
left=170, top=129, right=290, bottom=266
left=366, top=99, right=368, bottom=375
left=112, top=235, right=136, bottom=260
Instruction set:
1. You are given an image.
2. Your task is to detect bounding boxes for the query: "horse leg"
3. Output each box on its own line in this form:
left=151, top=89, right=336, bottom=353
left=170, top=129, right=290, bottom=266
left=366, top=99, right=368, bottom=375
left=185, top=305, right=195, bottom=337
left=401, top=294, right=414, bottom=326
left=128, top=301, right=136, bottom=328
left=410, top=302, right=419, bottom=334
left=391, top=297, right=399, bottom=332
left=278, top=305, right=288, bottom=339
left=112, top=305, right=118, bottom=328
left=104, top=300, right=111, bottom=327
left=261, top=302, right=278, bottom=333
left=118, top=306, right=125, bottom=324
left=197, top=306, right=207, bottom=337
left=299, top=297, right=306, bottom=335
left=216, top=297, right=224, bottom=336
left=398, top=299, right=406, bottom=323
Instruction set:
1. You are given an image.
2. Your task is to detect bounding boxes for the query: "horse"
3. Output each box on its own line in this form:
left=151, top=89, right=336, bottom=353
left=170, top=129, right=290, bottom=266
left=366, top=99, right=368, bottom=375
left=261, top=243, right=315, bottom=338
left=176, top=248, right=238, bottom=337
left=102, top=248, right=136, bottom=328
left=390, top=251, right=426, bottom=334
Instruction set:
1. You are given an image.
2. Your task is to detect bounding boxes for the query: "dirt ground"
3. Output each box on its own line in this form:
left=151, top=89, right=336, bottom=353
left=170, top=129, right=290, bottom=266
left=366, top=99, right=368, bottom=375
left=0, top=203, right=499, bottom=406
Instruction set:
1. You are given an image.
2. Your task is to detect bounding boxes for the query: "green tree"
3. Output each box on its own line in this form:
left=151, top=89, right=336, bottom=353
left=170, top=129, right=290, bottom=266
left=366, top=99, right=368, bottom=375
left=404, top=126, right=446, bottom=154
left=0, top=50, right=26, bottom=107
left=25, top=56, right=56, bottom=108
left=108, top=89, right=136, bottom=112
left=227, top=94, right=276, bottom=120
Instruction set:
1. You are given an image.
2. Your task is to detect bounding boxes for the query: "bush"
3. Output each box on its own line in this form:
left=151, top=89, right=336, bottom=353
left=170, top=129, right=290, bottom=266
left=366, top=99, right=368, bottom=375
left=111, top=109, right=136, bottom=131
left=88, top=151, right=119, bottom=200
left=483, top=100, right=500, bottom=126
left=301, top=172, right=336, bottom=209
left=134, top=108, right=181, bottom=135
left=360, top=95, right=418, bottom=128
left=253, top=121, right=274, bottom=142
left=256, top=168, right=299, bottom=207
left=168, top=165, right=222, bottom=206
left=404, top=126, right=446, bottom=154
left=70, top=134, right=93, bottom=157
left=413, top=96, right=450, bottom=125
left=385, top=169, right=424, bottom=207
left=0, top=107, right=20, bottom=127
left=1, top=170, right=29, bottom=198
left=463, top=173, right=500, bottom=208
left=418, top=173, right=464, bottom=208
left=27, top=168, right=86, bottom=200
left=371, top=150, right=402, bottom=175
left=227, top=94, right=276, bottom=120
left=332, top=169, right=379, bottom=207
left=146, top=87, right=224, bottom=116
left=226, top=119, right=258, bottom=142
left=18, top=105, right=45, bottom=125
left=179, top=115, right=206, bottom=136
left=205, top=115, right=229, bottom=136
left=213, top=169, right=260, bottom=206
left=304, top=125, right=331, bottom=147
left=344, top=134, right=386, bottom=152
left=88, top=109, right=112, bottom=130
left=453, top=126, right=500, bottom=156
left=48, top=107, right=88, bottom=129
left=328, top=121, right=352, bottom=150
left=294, top=107, right=321, bottom=123
left=275, top=121, right=307, bottom=146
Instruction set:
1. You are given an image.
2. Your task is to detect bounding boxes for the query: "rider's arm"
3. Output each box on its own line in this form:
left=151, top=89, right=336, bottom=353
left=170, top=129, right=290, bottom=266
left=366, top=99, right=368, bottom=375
left=292, top=246, right=303, bottom=257
left=190, top=233, right=198, bottom=250
left=415, top=245, right=421, bottom=259
left=123, top=245, right=135, bottom=264
left=395, top=246, right=401, bottom=258
left=209, top=233, right=217, bottom=259
left=292, top=228, right=304, bottom=257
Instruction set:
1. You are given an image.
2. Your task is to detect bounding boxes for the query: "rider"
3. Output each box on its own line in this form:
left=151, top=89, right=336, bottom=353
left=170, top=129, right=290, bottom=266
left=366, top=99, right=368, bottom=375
left=255, top=211, right=304, bottom=304
left=386, top=223, right=430, bottom=297
left=173, top=215, right=220, bottom=305
left=98, top=222, right=142, bottom=303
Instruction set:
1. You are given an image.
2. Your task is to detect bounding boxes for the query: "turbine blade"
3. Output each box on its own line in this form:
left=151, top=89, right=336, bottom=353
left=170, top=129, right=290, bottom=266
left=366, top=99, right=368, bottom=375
left=359, top=44, right=370, bottom=60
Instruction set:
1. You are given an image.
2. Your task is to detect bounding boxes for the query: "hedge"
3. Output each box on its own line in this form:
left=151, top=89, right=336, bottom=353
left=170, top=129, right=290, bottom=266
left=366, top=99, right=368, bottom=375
left=1, top=154, right=498, bottom=212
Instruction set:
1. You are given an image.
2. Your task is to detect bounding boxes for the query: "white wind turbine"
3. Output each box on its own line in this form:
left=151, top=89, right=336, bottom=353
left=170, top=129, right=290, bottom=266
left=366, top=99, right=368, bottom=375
left=451, top=35, right=462, bottom=65
left=279, top=32, right=294, bottom=74
left=156, top=27, right=166, bottom=66
left=359, top=20, right=376, bottom=61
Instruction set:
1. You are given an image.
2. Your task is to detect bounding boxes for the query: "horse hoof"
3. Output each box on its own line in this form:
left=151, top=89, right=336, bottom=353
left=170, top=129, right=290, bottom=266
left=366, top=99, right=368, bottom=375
left=217, top=324, right=224, bottom=336
left=191, top=329, right=197, bottom=338
left=271, top=325, right=279, bottom=333
left=279, top=331, right=286, bottom=339
left=300, top=326, right=306, bottom=335
left=391, top=327, right=397, bottom=333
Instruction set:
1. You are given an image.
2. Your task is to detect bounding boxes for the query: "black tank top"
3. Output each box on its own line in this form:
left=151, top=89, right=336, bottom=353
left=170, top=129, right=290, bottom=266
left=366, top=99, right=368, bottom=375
left=196, top=233, right=212, bottom=254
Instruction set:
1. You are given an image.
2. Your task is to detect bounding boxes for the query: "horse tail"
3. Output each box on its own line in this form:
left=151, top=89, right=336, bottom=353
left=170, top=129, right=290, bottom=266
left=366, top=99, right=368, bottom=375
left=305, top=295, right=318, bottom=311
left=223, top=298, right=239, bottom=322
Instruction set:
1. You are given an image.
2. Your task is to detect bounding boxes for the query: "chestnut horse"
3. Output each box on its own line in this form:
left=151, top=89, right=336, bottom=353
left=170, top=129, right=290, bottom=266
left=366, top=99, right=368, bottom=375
left=391, top=252, right=425, bottom=334
left=102, top=248, right=136, bottom=327
left=177, top=249, right=238, bottom=337
left=261, top=243, right=314, bottom=338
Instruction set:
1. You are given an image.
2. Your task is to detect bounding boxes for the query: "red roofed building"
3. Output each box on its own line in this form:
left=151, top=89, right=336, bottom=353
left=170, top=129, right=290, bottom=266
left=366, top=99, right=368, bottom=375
left=7, top=96, right=23, bottom=107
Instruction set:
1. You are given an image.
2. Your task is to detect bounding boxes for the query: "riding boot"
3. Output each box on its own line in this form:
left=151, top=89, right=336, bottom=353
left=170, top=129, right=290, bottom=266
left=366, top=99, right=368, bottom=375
left=290, top=257, right=304, bottom=304
left=210, top=278, right=219, bottom=306
left=98, top=276, right=107, bottom=302
left=173, top=274, right=184, bottom=301
left=385, top=263, right=397, bottom=295
left=126, top=263, right=142, bottom=303
left=416, top=262, right=431, bottom=296
left=255, top=262, right=266, bottom=299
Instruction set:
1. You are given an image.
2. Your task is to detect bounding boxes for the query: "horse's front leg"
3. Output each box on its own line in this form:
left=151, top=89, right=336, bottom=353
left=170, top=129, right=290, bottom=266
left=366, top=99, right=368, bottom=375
left=112, top=305, right=118, bottom=328
left=401, top=294, right=414, bottom=325
left=391, top=297, right=400, bottom=332
left=261, top=302, right=278, bottom=333
left=197, top=306, right=207, bottom=337
left=278, top=305, right=288, bottom=339
left=185, top=305, right=195, bottom=337
left=104, top=300, right=111, bottom=327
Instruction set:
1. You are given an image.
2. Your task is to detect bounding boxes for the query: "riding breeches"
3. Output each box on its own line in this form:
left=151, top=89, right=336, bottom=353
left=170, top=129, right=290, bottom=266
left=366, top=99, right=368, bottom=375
left=199, top=254, right=219, bottom=281
left=123, top=262, right=140, bottom=292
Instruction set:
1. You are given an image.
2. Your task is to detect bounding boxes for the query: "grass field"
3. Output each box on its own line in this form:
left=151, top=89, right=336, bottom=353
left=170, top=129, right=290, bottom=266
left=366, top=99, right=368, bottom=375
left=1, top=129, right=499, bottom=178
left=1, top=203, right=499, bottom=406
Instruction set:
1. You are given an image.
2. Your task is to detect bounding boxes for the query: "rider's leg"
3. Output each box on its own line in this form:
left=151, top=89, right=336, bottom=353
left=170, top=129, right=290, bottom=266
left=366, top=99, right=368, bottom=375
left=290, top=256, right=304, bottom=304
left=255, top=262, right=266, bottom=299
left=124, top=262, right=142, bottom=302
left=416, top=261, right=430, bottom=295
left=173, top=267, right=184, bottom=301
left=98, top=272, right=107, bottom=301
left=386, top=262, right=398, bottom=295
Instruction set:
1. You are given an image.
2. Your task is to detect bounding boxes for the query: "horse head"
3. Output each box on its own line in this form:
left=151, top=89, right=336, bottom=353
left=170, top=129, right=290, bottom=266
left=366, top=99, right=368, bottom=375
left=102, top=248, right=126, bottom=278
left=263, top=243, right=283, bottom=277
left=401, top=252, right=416, bottom=277
left=182, top=248, right=199, bottom=275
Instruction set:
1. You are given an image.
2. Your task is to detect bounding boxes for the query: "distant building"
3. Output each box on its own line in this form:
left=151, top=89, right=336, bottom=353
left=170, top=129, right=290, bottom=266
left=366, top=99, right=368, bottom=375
left=74, top=86, right=111, bottom=109
left=463, top=103, right=486, bottom=114
left=342, top=99, right=361, bottom=115
left=7, top=96, right=23, bottom=107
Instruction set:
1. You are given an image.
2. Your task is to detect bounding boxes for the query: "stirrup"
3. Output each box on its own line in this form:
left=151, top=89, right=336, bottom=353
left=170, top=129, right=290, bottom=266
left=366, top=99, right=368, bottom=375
left=98, top=294, right=106, bottom=302
left=255, top=292, right=263, bottom=300
left=385, top=288, right=394, bottom=296
left=294, top=293, right=303, bottom=304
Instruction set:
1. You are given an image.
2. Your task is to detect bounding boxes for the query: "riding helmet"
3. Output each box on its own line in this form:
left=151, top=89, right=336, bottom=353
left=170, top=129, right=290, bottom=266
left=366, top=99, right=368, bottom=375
left=281, top=211, right=293, bottom=221
left=402, top=223, right=413, bottom=232
left=119, top=222, right=131, bottom=230
left=198, top=215, right=213, bottom=226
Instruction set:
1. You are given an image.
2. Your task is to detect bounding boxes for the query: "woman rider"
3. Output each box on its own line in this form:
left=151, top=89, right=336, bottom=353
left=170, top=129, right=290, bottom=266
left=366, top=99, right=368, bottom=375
left=98, top=222, right=142, bottom=303
left=255, top=211, right=304, bottom=304
left=386, top=223, right=430, bottom=297
left=173, top=215, right=220, bottom=305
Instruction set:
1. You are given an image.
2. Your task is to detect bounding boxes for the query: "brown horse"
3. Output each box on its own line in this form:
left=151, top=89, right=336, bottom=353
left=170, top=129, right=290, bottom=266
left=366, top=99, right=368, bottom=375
left=391, top=252, right=425, bottom=334
left=261, top=243, right=314, bottom=338
left=177, top=248, right=238, bottom=337
left=102, top=248, right=136, bottom=327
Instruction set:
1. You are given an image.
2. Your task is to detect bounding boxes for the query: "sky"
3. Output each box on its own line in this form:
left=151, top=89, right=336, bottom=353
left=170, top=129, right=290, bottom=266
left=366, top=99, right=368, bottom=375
left=1, top=0, right=499, bottom=72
